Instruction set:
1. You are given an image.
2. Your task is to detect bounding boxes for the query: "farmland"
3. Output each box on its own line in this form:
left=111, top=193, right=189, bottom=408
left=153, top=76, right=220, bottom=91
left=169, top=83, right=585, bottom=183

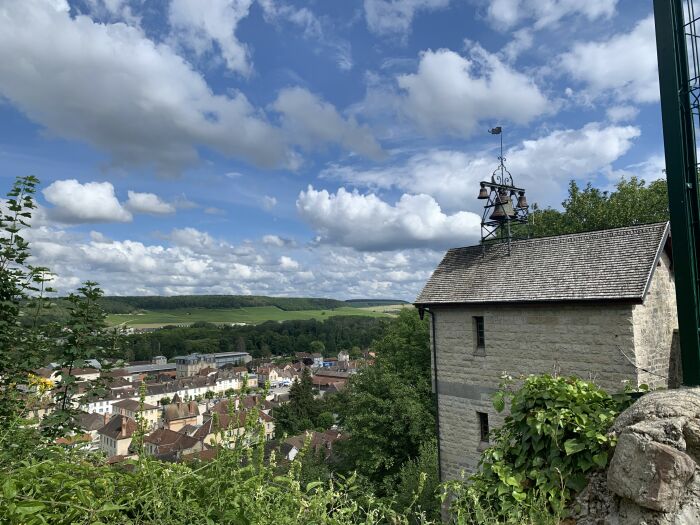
left=106, top=305, right=401, bottom=328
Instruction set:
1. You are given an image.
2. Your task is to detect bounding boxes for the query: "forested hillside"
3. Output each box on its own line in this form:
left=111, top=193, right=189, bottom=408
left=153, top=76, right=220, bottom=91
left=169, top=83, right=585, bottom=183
left=98, top=295, right=348, bottom=312
left=118, top=317, right=387, bottom=360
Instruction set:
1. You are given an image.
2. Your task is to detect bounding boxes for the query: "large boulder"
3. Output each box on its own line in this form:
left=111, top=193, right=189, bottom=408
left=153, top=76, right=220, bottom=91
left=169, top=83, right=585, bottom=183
left=575, top=388, right=700, bottom=525
left=607, top=431, right=695, bottom=512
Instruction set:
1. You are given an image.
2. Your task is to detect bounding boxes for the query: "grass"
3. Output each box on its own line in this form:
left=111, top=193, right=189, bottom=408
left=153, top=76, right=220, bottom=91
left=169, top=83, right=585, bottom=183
left=106, top=305, right=397, bottom=328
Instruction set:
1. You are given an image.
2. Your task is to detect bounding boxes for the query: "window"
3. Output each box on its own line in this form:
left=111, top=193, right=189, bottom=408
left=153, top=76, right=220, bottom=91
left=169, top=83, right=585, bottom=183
left=478, top=412, right=489, bottom=443
left=473, top=316, right=485, bottom=351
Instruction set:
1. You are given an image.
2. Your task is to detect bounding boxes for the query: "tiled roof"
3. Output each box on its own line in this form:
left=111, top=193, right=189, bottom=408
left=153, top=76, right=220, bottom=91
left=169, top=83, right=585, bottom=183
left=112, top=399, right=159, bottom=412
left=145, top=428, right=200, bottom=454
left=416, top=223, right=670, bottom=305
left=98, top=415, right=137, bottom=440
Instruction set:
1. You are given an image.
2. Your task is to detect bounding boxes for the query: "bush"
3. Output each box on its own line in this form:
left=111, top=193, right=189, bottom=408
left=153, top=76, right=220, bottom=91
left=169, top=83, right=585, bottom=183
left=448, top=375, right=632, bottom=522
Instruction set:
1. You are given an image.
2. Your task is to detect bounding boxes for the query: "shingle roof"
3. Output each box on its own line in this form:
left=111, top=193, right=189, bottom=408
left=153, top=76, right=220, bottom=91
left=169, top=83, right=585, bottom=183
left=416, top=222, right=670, bottom=305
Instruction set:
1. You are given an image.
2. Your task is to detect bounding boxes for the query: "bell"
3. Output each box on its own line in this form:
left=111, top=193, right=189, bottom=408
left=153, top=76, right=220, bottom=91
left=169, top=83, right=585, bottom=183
left=489, top=192, right=516, bottom=221
left=477, top=184, right=489, bottom=199
left=516, top=191, right=528, bottom=208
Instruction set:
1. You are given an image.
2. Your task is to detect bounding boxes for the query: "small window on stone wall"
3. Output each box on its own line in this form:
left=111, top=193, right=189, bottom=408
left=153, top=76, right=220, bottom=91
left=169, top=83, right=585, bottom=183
left=473, top=316, right=485, bottom=353
left=478, top=411, right=489, bottom=443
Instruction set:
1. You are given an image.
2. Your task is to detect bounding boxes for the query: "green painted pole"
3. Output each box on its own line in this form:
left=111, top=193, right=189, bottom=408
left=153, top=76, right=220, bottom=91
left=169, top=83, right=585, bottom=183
left=654, top=0, right=700, bottom=385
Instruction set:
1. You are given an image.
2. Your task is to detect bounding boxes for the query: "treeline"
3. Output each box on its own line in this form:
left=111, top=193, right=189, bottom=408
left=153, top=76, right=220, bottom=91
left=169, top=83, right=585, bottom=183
left=118, top=316, right=387, bottom=360
left=100, top=295, right=348, bottom=312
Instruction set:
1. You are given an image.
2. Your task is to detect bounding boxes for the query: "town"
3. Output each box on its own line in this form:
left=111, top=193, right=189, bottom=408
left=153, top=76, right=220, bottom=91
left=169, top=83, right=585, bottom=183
left=29, top=348, right=369, bottom=463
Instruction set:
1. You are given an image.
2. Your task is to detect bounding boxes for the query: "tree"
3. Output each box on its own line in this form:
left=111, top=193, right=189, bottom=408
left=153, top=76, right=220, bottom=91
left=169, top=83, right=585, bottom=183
left=334, top=309, right=435, bottom=491
left=0, top=176, right=52, bottom=420
left=310, top=340, right=325, bottom=355
left=527, top=177, right=669, bottom=238
left=274, top=368, right=319, bottom=437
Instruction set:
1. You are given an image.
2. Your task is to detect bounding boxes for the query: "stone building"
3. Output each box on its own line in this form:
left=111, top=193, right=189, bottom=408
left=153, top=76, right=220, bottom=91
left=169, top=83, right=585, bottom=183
left=414, top=222, right=679, bottom=481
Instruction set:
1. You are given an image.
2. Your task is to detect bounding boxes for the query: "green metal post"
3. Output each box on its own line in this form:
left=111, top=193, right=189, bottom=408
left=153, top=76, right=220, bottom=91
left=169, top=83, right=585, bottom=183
left=654, top=0, right=700, bottom=385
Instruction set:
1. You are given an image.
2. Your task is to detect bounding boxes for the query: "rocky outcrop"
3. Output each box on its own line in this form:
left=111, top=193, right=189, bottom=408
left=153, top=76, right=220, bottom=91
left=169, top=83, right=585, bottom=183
left=575, top=389, right=700, bottom=524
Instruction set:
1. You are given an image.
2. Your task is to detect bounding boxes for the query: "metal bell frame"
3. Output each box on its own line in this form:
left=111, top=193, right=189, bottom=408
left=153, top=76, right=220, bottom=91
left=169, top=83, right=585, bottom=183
left=478, top=129, right=529, bottom=253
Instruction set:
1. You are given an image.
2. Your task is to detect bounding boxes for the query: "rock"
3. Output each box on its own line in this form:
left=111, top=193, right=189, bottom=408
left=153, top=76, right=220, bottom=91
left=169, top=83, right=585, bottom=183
left=607, top=431, right=696, bottom=513
left=626, top=417, right=688, bottom=451
left=611, top=390, right=700, bottom=435
left=683, top=420, right=700, bottom=464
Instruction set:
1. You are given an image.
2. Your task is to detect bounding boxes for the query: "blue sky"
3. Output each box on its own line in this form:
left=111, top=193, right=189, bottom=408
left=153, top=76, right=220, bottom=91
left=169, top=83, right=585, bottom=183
left=0, top=0, right=664, bottom=299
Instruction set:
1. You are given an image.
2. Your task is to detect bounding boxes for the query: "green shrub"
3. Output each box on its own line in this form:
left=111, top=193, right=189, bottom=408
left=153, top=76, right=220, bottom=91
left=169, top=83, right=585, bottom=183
left=447, top=375, right=632, bottom=522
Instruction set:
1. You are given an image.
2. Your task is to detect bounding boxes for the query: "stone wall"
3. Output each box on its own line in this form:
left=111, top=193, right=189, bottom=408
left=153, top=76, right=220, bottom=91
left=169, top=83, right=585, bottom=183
left=632, top=251, right=679, bottom=389
left=433, top=303, right=640, bottom=480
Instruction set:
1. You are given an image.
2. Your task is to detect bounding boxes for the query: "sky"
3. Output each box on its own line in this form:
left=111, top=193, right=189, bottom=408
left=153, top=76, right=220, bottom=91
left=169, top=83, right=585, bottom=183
left=0, top=0, right=664, bottom=300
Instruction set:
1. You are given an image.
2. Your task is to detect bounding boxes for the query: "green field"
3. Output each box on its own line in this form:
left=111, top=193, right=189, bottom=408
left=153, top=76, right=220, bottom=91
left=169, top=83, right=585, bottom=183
left=106, top=305, right=396, bottom=328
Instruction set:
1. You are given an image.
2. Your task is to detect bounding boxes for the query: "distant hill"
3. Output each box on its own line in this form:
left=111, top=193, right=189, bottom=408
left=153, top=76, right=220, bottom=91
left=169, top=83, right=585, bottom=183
left=344, top=299, right=409, bottom=308
left=97, top=295, right=347, bottom=313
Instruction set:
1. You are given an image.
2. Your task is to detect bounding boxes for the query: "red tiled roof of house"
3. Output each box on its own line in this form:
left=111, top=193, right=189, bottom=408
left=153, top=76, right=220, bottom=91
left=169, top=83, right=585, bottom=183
left=98, top=415, right=137, bottom=440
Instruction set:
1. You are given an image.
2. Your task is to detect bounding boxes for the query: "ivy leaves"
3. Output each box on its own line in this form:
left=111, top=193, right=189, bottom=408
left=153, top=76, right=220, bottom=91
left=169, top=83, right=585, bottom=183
left=450, top=375, right=632, bottom=520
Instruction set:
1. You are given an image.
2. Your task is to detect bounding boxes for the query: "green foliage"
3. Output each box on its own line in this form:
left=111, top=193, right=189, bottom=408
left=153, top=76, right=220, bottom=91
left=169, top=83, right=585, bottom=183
left=393, top=439, right=440, bottom=522
left=528, top=177, right=669, bottom=238
left=114, top=316, right=386, bottom=361
left=449, top=375, right=632, bottom=521
left=273, top=369, right=331, bottom=437
left=99, top=294, right=348, bottom=312
left=0, top=175, right=54, bottom=418
left=335, top=309, right=435, bottom=490
left=0, top=421, right=436, bottom=524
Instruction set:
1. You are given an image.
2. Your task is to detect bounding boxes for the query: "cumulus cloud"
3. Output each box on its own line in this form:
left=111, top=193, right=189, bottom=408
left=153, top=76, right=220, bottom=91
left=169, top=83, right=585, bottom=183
left=397, top=46, right=549, bottom=136
left=364, top=0, right=450, bottom=37
left=0, top=0, right=293, bottom=173
left=560, top=16, right=658, bottom=104
left=322, top=123, right=640, bottom=211
left=272, top=87, right=384, bottom=159
left=296, top=186, right=480, bottom=251
left=262, top=234, right=292, bottom=247
left=168, top=0, right=253, bottom=75
left=279, top=255, right=299, bottom=270
left=43, top=180, right=133, bottom=223
left=23, top=219, right=440, bottom=299
left=487, top=0, right=617, bottom=31
left=125, top=191, right=176, bottom=214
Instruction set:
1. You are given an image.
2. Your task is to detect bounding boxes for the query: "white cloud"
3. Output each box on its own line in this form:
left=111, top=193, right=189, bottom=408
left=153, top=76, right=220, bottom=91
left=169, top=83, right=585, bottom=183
left=322, top=123, right=640, bottom=211
left=397, top=46, right=549, bottom=136
left=125, top=191, right=176, bottom=214
left=23, top=218, right=441, bottom=299
left=501, top=28, right=533, bottom=62
left=0, top=0, right=293, bottom=173
left=279, top=255, right=299, bottom=270
left=258, top=0, right=322, bottom=39
left=262, top=234, right=291, bottom=247
left=560, top=16, right=658, bottom=104
left=606, top=105, right=639, bottom=123
left=43, top=180, right=132, bottom=223
left=487, top=0, right=617, bottom=31
left=296, top=186, right=480, bottom=251
left=272, top=87, right=384, bottom=159
left=364, top=0, right=450, bottom=37
left=262, top=196, right=278, bottom=210
left=168, top=0, right=253, bottom=75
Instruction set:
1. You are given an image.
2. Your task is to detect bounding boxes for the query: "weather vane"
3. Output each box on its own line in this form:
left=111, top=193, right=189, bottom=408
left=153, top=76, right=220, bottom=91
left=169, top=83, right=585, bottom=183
left=477, top=126, right=529, bottom=254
